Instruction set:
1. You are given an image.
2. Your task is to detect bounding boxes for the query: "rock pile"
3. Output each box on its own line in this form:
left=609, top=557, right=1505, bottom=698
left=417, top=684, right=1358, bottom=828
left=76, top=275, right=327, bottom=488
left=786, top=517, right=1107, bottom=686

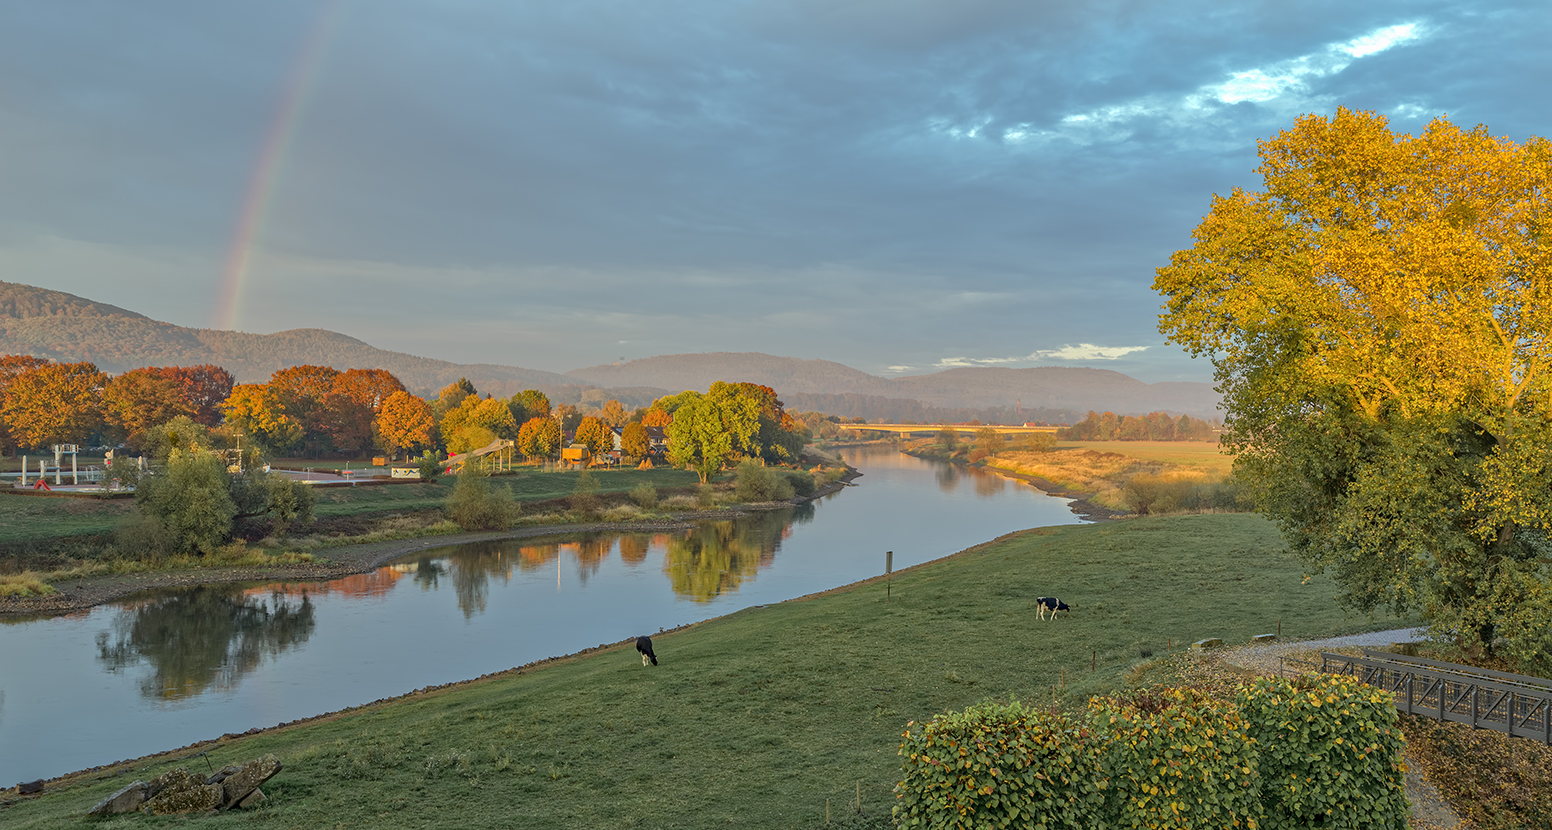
left=87, top=754, right=280, bottom=817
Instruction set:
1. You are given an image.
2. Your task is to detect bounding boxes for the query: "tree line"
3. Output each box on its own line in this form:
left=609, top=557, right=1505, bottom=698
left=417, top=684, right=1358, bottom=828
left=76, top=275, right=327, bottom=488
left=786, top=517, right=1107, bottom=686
left=1058, top=410, right=1219, bottom=441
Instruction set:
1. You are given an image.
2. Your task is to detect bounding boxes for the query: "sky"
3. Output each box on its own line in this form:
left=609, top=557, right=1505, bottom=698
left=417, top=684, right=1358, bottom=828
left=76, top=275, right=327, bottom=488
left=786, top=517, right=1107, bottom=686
left=1, top=1, right=1546, bottom=382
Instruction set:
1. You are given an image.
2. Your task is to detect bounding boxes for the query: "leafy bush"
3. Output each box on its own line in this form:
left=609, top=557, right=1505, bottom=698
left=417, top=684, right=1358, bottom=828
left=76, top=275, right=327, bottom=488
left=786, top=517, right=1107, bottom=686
left=417, top=453, right=443, bottom=483
left=894, top=700, right=1104, bottom=829
left=1089, top=686, right=1262, bottom=829
left=780, top=469, right=816, bottom=498
left=265, top=475, right=315, bottom=535
left=446, top=467, right=518, bottom=531
left=734, top=461, right=795, bottom=502
left=1235, top=674, right=1408, bottom=830
left=629, top=483, right=659, bottom=509
left=133, top=450, right=238, bottom=555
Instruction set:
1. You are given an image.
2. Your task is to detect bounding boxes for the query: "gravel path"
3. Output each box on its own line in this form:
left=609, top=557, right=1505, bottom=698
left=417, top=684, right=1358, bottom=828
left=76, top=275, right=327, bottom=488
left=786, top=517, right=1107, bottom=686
left=1217, top=627, right=1429, bottom=676
left=1208, top=627, right=1466, bottom=830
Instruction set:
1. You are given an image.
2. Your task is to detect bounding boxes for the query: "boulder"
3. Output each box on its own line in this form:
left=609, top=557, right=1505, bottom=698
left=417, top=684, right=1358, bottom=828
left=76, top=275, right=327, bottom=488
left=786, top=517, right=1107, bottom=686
left=237, top=788, right=267, bottom=809
left=87, top=781, right=149, bottom=816
left=218, top=754, right=282, bottom=810
left=16, top=779, right=44, bottom=795
left=1251, top=634, right=1278, bottom=643
left=1191, top=638, right=1224, bottom=650
left=143, top=782, right=222, bottom=815
left=146, top=767, right=202, bottom=800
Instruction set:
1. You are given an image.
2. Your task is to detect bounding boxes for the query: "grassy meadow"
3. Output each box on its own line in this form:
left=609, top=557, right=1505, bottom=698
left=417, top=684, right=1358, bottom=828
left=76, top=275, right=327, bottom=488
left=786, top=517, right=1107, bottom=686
left=980, top=440, right=1236, bottom=512
left=3, top=514, right=1415, bottom=829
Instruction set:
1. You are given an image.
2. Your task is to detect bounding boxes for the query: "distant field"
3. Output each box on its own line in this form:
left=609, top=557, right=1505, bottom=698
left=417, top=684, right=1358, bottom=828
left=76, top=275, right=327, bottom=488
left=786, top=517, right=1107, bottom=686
left=1052, top=440, right=1233, bottom=475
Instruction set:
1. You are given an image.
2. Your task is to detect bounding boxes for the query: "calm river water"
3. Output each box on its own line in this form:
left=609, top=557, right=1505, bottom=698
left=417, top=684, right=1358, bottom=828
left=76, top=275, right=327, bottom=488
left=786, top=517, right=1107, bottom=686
left=0, top=448, right=1085, bottom=783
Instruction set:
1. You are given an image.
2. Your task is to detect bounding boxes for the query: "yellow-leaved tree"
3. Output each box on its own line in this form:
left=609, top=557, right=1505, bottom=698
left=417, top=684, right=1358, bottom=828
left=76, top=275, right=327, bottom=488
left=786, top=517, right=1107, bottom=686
left=1155, top=108, right=1552, bottom=667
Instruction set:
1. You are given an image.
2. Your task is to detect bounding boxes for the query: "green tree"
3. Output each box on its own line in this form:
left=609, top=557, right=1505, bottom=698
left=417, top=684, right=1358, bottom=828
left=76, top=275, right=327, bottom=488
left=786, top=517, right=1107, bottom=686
left=133, top=449, right=238, bottom=555
left=667, top=392, right=732, bottom=483
left=1155, top=108, right=1552, bottom=663
left=446, top=464, right=517, bottom=530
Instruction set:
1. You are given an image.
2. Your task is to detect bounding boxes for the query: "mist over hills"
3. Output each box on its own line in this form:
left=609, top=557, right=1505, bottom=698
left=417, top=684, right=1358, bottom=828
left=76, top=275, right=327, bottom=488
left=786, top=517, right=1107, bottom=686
left=0, top=282, right=1218, bottom=419
left=570, top=354, right=1220, bottom=418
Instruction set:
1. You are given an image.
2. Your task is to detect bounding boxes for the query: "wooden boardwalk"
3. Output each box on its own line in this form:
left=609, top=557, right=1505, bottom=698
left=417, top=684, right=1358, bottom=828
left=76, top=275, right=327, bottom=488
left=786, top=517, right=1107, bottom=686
left=1320, top=650, right=1552, bottom=744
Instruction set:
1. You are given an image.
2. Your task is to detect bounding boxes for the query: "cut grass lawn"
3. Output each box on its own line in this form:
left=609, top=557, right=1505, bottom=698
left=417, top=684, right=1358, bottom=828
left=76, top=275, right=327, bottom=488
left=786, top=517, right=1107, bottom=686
left=4, top=513, right=1415, bottom=829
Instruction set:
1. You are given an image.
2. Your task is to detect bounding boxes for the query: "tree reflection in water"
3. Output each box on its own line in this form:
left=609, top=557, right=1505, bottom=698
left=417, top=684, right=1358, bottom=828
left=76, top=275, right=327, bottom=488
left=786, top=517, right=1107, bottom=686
left=972, top=468, right=1007, bottom=498
left=663, top=503, right=814, bottom=603
left=934, top=461, right=962, bottom=493
left=95, top=587, right=315, bottom=701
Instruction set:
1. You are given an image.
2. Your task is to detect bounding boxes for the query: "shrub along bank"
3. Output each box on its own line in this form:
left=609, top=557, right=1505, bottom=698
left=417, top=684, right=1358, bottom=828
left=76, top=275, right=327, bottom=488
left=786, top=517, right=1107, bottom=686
left=1, top=514, right=1414, bottom=829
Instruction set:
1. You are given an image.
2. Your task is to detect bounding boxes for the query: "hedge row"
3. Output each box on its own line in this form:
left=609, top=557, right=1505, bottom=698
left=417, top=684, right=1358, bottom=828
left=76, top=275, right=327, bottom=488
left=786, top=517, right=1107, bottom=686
left=895, top=674, right=1407, bottom=829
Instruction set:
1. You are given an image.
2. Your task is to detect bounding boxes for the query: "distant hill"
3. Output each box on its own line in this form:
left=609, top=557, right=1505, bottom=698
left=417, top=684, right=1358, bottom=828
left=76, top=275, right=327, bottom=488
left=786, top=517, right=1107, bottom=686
left=0, top=282, right=574, bottom=397
left=0, top=281, right=1218, bottom=418
left=572, top=354, right=1219, bottom=418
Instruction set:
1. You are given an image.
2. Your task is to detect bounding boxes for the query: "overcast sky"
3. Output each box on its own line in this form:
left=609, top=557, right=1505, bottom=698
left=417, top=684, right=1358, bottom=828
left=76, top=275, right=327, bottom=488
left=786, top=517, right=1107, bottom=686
left=2, top=1, right=1546, bottom=381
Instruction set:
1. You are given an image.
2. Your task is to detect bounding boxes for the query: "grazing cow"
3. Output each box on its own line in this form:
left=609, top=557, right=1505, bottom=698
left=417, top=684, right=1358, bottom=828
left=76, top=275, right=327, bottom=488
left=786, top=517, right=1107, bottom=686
left=1036, top=597, right=1070, bottom=621
left=636, top=635, right=659, bottom=666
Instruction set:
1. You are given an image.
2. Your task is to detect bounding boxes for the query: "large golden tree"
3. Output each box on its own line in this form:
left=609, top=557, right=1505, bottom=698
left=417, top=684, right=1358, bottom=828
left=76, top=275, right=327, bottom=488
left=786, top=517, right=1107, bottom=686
left=1155, top=108, right=1552, bottom=665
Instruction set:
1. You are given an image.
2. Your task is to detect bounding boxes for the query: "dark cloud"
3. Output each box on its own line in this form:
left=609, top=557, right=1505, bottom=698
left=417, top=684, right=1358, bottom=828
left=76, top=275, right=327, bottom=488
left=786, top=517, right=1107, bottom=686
left=1, top=0, right=1545, bottom=380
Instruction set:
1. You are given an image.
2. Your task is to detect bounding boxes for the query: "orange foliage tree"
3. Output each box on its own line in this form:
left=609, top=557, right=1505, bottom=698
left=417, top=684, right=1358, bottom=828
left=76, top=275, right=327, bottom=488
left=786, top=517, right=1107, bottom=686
left=220, top=383, right=302, bottom=452
left=375, top=391, right=434, bottom=460
left=102, top=368, right=194, bottom=445
left=2, top=361, right=108, bottom=448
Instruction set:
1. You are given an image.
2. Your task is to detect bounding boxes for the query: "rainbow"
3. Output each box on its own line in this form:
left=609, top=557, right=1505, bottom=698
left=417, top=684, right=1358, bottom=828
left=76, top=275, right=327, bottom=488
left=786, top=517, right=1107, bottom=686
left=213, top=0, right=348, bottom=332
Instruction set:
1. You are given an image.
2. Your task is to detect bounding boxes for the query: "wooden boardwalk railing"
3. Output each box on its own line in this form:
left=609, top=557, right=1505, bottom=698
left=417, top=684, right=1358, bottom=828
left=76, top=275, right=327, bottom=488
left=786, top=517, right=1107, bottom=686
left=1319, top=650, right=1552, bottom=745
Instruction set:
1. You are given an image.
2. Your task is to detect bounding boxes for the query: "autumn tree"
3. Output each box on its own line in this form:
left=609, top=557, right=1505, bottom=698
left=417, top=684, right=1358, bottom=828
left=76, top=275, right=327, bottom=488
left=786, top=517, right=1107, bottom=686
left=161, top=364, right=235, bottom=426
left=331, top=368, right=406, bottom=411
left=376, top=391, right=435, bottom=460
left=1155, top=108, right=1552, bottom=666
left=432, top=378, right=478, bottom=422
left=220, top=383, right=302, bottom=453
left=621, top=421, right=651, bottom=459
left=574, top=416, right=615, bottom=460
left=0, top=355, right=49, bottom=454
left=101, top=368, right=194, bottom=447
left=508, top=389, right=550, bottom=424
left=596, top=399, right=630, bottom=428
left=441, top=395, right=519, bottom=454
left=641, top=408, right=673, bottom=427
left=517, top=415, right=561, bottom=460
left=552, top=403, right=582, bottom=433
left=2, top=361, right=107, bottom=448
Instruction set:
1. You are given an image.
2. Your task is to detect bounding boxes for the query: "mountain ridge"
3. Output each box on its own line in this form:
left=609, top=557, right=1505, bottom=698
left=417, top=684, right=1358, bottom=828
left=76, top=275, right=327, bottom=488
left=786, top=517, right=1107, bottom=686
left=0, top=281, right=1217, bottom=417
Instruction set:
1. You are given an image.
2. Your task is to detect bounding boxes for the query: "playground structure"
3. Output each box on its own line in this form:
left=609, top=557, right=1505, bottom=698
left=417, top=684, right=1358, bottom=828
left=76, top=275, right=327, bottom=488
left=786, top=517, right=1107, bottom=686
left=444, top=439, right=517, bottom=474
left=15, top=445, right=117, bottom=489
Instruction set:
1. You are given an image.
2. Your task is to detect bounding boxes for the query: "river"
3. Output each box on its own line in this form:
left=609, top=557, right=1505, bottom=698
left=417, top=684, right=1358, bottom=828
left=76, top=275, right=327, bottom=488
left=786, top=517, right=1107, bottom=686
left=0, top=447, right=1086, bottom=783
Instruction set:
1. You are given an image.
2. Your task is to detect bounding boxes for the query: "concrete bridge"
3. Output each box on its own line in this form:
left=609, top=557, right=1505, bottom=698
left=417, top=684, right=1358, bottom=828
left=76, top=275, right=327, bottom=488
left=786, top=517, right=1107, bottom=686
left=839, top=423, right=1060, bottom=437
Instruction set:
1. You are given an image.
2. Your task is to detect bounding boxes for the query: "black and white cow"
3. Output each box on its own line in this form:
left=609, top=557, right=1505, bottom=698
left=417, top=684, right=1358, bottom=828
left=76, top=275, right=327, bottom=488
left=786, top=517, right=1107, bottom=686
left=636, top=635, right=659, bottom=666
left=1036, top=597, right=1070, bottom=621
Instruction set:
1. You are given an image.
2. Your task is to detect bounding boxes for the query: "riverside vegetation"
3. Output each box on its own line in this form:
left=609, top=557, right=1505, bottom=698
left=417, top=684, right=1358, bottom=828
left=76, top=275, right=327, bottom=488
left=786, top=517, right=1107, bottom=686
left=0, top=462, right=850, bottom=601
left=3, top=514, right=1421, bottom=829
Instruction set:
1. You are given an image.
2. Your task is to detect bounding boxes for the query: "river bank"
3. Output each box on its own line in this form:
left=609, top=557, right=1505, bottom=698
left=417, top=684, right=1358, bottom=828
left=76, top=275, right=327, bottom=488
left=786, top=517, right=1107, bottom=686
left=1, top=513, right=1416, bottom=829
left=0, top=474, right=857, bottom=618
left=900, top=446, right=1128, bottom=522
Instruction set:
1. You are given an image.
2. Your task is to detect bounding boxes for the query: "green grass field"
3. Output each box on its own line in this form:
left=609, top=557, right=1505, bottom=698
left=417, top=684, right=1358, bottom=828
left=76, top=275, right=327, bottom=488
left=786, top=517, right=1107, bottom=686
left=4, top=514, right=1414, bottom=829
